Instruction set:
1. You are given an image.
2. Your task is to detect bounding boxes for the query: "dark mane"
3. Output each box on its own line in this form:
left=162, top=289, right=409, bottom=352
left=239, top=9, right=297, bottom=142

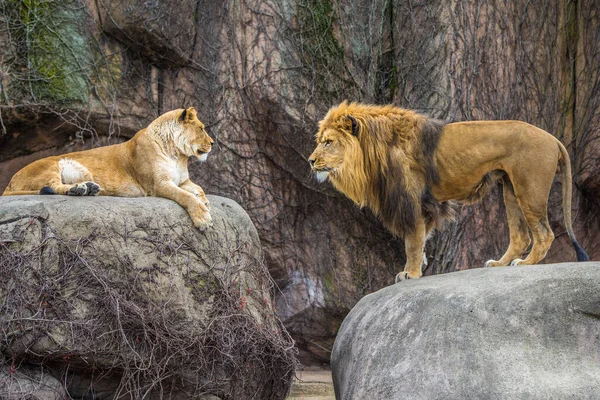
left=375, top=152, right=419, bottom=238
left=420, top=117, right=446, bottom=186
left=375, top=116, right=453, bottom=237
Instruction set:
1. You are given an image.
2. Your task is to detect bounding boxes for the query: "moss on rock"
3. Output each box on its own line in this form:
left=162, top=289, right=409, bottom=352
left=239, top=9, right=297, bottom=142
left=4, top=0, right=91, bottom=105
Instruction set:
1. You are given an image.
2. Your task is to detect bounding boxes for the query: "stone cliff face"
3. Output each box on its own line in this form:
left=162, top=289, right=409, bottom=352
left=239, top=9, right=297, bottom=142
left=1, top=0, right=599, bottom=362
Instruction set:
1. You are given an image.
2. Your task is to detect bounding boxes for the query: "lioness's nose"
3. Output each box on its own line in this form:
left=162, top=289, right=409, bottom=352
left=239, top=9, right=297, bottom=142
left=309, top=158, right=315, bottom=167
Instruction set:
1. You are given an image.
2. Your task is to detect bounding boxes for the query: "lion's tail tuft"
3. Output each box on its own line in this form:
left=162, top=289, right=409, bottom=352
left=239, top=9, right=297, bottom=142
left=573, top=239, right=590, bottom=262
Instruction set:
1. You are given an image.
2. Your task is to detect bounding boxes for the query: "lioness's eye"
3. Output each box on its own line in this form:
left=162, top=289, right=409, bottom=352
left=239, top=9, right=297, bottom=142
left=324, top=140, right=332, bottom=147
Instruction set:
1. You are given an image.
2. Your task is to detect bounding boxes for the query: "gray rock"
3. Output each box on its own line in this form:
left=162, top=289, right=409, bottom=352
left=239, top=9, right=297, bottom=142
left=0, top=195, right=296, bottom=400
left=332, top=264, right=600, bottom=399
left=0, top=365, right=68, bottom=400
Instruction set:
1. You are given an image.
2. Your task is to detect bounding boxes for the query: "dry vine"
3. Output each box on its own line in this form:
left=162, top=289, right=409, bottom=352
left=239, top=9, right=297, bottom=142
left=0, top=222, right=296, bottom=399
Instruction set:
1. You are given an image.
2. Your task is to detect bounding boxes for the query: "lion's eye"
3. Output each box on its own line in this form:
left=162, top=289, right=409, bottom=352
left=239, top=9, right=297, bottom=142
left=324, top=140, right=332, bottom=147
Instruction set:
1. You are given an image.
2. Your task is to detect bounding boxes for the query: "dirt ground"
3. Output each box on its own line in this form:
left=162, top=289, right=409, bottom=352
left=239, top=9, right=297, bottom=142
left=286, top=368, right=335, bottom=400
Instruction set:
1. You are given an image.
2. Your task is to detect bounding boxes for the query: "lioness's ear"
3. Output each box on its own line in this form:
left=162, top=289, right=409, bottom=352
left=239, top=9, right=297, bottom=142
left=186, top=107, right=198, bottom=120
left=179, top=107, right=198, bottom=123
left=347, top=115, right=358, bottom=137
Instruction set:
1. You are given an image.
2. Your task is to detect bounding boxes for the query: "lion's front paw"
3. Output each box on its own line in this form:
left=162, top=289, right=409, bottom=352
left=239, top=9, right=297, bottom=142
left=395, top=272, right=410, bottom=283
left=191, top=210, right=213, bottom=231
left=395, top=271, right=421, bottom=283
left=484, top=259, right=502, bottom=267
left=68, top=181, right=101, bottom=196
left=192, top=192, right=210, bottom=208
left=510, top=258, right=525, bottom=266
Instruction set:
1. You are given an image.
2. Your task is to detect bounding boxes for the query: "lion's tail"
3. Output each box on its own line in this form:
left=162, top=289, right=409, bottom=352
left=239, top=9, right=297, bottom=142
left=557, top=141, right=589, bottom=262
left=3, top=187, right=56, bottom=196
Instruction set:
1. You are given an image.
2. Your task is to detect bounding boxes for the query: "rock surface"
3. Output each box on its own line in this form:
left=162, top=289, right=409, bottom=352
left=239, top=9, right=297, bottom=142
left=0, top=195, right=296, bottom=400
left=332, top=263, right=600, bottom=400
left=0, top=365, right=68, bottom=400
left=287, top=369, right=334, bottom=400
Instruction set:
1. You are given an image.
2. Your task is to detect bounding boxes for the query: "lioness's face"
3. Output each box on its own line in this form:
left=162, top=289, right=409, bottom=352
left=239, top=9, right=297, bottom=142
left=179, top=107, right=214, bottom=162
left=308, top=122, right=358, bottom=183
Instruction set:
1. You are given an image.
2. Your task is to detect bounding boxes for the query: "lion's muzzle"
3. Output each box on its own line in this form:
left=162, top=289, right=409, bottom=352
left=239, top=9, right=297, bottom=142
left=309, top=152, right=334, bottom=182
left=309, top=160, right=332, bottom=183
left=315, top=170, right=329, bottom=182
left=196, top=149, right=211, bottom=162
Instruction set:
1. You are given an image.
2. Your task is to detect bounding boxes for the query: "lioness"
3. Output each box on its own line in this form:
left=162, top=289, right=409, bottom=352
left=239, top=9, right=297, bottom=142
left=3, top=107, right=214, bottom=230
left=309, top=101, right=589, bottom=282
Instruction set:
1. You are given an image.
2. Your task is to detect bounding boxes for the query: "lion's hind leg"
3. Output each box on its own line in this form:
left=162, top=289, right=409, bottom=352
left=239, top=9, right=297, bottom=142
left=510, top=213, right=554, bottom=266
left=38, top=181, right=100, bottom=196
left=509, top=172, right=556, bottom=266
left=56, top=159, right=101, bottom=196
left=485, top=176, right=531, bottom=267
left=34, top=159, right=101, bottom=196
left=4, top=158, right=96, bottom=196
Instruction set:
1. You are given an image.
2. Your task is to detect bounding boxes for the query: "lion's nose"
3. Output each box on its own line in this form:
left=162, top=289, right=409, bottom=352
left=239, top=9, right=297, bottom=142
left=309, top=159, right=315, bottom=167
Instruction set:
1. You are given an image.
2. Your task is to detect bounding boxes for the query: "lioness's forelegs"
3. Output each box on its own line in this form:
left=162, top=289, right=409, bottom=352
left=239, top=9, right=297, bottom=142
left=395, top=218, right=426, bottom=282
left=485, top=177, right=531, bottom=267
left=180, top=179, right=210, bottom=208
left=154, top=181, right=212, bottom=230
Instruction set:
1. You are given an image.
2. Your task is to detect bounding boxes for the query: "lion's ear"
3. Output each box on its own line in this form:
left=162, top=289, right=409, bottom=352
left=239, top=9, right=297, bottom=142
left=186, top=107, right=198, bottom=120
left=179, top=107, right=198, bottom=123
left=347, top=116, right=359, bottom=137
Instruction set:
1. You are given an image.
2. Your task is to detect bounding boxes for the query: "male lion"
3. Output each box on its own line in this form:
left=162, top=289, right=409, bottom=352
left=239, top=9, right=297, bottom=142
left=3, top=107, right=214, bottom=230
left=308, top=101, right=589, bottom=282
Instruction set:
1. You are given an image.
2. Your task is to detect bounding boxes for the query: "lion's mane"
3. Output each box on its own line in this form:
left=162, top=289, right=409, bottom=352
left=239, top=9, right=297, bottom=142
left=320, top=101, right=454, bottom=237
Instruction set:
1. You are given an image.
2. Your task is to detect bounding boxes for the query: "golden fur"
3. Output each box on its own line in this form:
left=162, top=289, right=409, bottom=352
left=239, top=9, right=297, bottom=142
left=3, top=107, right=214, bottom=230
left=309, top=101, right=589, bottom=282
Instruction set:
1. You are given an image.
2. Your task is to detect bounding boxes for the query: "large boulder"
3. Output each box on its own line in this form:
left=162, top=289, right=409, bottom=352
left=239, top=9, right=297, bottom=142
left=332, top=264, right=600, bottom=399
left=0, top=195, right=296, bottom=400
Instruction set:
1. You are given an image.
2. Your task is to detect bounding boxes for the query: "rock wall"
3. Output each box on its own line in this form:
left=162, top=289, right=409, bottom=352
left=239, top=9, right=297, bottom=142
left=0, top=195, right=296, bottom=400
left=1, top=0, right=599, bottom=362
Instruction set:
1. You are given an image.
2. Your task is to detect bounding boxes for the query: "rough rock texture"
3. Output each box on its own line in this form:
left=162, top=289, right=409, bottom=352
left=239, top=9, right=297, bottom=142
left=0, top=365, right=68, bottom=400
left=0, top=195, right=296, bottom=400
left=1, top=0, right=600, bottom=362
left=332, top=263, right=600, bottom=399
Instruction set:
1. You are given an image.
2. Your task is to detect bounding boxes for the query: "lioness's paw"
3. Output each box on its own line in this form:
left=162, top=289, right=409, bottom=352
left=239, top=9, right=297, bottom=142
left=192, top=211, right=213, bottom=231
left=67, top=181, right=101, bottom=196
left=510, top=258, right=525, bottom=266
left=67, top=183, right=87, bottom=196
left=84, top=181, right=101, bottom=196
left=484, top=259, right=501, bottom=267
left=196, top=195, right=210, bottom=208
